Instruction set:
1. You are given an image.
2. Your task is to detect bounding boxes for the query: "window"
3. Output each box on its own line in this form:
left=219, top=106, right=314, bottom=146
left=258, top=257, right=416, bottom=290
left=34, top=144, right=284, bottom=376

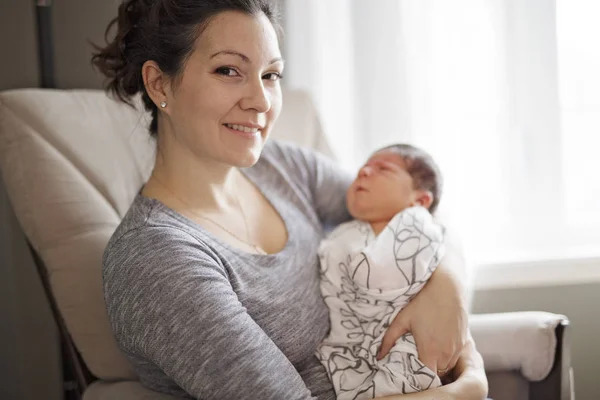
left=285, top=0, right=600, bottom=268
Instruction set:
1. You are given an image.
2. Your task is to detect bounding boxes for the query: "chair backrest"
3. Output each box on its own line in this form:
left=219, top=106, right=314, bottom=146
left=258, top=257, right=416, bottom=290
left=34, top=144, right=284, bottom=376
left=0, top=88, right=332, bottom=381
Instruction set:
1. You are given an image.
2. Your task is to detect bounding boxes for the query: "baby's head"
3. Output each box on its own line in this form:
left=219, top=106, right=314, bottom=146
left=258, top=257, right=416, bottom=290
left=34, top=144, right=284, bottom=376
left=346, top=144, right=443, bottom=223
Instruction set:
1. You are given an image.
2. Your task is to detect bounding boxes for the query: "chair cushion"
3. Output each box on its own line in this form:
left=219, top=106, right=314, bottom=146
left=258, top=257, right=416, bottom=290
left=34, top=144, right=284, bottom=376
left=83, top=380, right=181, bottom=400
left=486, top=371, right=530, bottom=400
left=470, top=311, right=567, bottom=382
left=0, top=89, right=156, bottom=379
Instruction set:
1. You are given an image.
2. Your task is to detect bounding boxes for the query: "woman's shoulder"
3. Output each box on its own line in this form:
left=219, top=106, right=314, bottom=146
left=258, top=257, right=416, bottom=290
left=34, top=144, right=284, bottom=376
left=258, top=139, right=315, bottom=174
left=256, top=139, right=351, bottom=189
left=102, top=195, right=223, bottom=277
left=259, top=139, right=339, bottom=173
left=261, top=138, right=312, bottom=159
left=247, top=139, right=319, bottom=198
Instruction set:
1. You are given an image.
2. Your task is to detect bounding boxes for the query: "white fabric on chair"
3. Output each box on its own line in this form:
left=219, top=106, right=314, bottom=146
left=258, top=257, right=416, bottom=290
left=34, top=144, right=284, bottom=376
left=0, top=89, right=153, bottom=380
left=470, top=311, right=566, bottom=382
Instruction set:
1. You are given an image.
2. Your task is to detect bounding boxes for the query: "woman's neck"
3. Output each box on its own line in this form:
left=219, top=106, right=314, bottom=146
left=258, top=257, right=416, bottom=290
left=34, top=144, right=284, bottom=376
left=144, top=146, right=243, bottom=213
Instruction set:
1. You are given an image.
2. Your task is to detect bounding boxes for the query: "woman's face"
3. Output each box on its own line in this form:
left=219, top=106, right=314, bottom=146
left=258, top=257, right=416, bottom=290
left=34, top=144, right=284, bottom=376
left=162, top=11, right=283, bottom=167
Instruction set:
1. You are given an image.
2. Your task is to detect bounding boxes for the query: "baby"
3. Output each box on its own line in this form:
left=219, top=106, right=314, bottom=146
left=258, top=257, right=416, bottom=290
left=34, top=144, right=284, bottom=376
left=316, top=144, right=445, bottom=400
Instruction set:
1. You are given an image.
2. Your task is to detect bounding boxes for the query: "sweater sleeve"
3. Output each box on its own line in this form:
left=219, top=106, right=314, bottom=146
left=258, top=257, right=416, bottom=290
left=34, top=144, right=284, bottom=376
left=265, top=140, right=354, bottom=227
left=103, top=226, right=317, bottom=400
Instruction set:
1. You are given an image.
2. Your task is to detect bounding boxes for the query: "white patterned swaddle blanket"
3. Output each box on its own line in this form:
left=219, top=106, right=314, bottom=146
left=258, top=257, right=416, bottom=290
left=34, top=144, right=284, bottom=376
left=316, top=206, right=446, bottom=400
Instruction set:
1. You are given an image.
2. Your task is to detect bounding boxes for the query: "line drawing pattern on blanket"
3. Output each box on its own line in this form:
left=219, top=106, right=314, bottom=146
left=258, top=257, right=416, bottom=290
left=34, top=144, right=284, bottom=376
left=317, top=207, right=445, bottom=400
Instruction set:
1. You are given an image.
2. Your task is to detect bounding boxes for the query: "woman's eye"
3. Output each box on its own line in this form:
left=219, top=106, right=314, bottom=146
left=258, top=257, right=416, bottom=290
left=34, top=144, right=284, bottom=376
left=215, top=67, right=240, bottom=77
left=263, top=72, right=283, bottom=81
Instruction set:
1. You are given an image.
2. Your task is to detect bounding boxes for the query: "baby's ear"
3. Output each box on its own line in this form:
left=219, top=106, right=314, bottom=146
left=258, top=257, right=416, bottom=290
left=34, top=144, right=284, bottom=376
left=414, top=190, right=434, bottom=209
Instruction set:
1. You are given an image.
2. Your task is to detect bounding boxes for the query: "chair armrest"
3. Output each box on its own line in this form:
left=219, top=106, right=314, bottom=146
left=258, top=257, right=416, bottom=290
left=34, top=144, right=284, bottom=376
left=84, top=312, right=571, bottom=400
left=469, top=312, right=567, bottom=381
left=83, top=380, right=181, bottom=400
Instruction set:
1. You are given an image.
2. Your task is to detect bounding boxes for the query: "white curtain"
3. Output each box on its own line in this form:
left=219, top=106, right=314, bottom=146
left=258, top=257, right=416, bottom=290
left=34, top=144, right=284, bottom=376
left=284, top=0, right=600, bottom=266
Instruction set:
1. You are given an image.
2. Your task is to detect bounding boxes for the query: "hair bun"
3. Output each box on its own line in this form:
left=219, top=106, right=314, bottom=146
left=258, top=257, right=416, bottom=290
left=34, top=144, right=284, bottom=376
left=91, top=0, right=281, bottom=137
left=91, top=0, right=148, bottom=106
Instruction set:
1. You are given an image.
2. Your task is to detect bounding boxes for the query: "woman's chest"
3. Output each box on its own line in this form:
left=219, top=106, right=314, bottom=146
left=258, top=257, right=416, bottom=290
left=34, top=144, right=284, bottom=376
left=225, top=219, right=330, bottom=365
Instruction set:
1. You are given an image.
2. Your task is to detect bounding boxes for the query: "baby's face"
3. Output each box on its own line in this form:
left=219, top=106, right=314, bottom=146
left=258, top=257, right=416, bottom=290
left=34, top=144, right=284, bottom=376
left=347, top=150, right=418, bottom=223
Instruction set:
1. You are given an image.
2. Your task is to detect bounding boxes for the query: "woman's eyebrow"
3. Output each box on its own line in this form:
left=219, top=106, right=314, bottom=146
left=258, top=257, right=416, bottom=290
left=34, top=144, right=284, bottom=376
left=210, top=50, right=284, bottom=65
left=210, top=50, right=250, bottom=62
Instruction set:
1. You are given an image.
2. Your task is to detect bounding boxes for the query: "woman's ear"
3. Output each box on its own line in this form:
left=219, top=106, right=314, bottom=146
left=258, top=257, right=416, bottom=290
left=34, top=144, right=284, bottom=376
left=142, top=60, right=172, bottom=111
left=414, top=190, right=434, bottom=210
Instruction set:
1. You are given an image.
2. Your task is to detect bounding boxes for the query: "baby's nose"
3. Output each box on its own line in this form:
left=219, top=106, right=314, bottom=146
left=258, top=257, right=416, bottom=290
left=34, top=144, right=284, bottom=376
left=358, top=166, right=372, bottom=178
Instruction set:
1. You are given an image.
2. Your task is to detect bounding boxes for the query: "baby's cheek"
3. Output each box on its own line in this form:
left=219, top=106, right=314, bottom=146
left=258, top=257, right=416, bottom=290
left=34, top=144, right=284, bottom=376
left=346, top=184, right=355, bottom=200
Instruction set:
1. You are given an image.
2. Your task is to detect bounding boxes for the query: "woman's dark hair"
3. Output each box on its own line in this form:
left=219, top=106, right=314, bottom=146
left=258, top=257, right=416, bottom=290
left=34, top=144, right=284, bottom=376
left=91, top=0, right=281, bottom=137
left=378, top=143, right=443, bottom=214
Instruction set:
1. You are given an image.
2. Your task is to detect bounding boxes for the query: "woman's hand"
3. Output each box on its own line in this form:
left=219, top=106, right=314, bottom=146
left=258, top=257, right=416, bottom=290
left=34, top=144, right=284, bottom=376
left=374, top=337, right=488, bottom=400
left=434, top=337, right=488, bottom=400
left=377, top=265, right=469, bottom=376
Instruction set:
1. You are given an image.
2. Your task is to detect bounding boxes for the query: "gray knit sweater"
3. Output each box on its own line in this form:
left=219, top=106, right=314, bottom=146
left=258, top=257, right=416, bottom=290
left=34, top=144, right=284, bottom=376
left=102, top=140, right=353, bottom=400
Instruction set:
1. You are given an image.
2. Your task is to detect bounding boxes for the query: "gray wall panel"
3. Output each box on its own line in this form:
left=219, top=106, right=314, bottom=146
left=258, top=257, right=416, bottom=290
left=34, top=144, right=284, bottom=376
left=53, top=0, right=119, bottom=89
left=473, top=283, right=599, bottom=400
left=0, top=0, right=39, bottom=89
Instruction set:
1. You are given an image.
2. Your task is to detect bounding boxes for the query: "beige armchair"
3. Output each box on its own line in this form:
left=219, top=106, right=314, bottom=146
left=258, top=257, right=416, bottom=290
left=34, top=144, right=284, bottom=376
left=0, top=88, right=573, bottom=400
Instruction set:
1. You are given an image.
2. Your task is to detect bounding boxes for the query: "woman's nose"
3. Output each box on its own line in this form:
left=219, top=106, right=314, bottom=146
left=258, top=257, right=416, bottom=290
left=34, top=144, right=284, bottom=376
left=241, top=79, right=271, bottom=113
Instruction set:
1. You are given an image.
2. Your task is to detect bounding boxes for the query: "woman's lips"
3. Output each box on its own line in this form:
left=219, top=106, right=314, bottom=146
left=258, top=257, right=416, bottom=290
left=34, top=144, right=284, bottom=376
left=223, top=124, right=261, bottom=139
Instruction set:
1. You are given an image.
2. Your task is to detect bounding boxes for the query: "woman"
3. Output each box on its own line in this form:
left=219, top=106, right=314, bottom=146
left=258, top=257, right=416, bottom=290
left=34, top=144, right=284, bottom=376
left=93, top=1, right=488, bottom=399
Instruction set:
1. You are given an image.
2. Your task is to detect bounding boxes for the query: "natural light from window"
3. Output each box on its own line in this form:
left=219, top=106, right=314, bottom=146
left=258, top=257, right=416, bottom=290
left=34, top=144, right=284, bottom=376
left=557, top=0, right=600, bottom=255
left=285, top=0, right=600, bottom=269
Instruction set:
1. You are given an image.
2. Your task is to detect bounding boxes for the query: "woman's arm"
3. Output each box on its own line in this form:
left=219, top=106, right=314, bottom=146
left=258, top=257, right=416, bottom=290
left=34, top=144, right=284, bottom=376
left=443, top=337, right=488, bottom=399
left=269, top=141, right=354, bottom=226
left=103, top=227, right=316, bottom=400
left=374, top=338, right=488, bottom=400
left=306, top=149, right=354, bottom=226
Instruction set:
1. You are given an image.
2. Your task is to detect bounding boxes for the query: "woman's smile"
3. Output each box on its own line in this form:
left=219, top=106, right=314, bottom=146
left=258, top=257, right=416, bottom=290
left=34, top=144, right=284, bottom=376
left=223, top=122, right=263, bottom=139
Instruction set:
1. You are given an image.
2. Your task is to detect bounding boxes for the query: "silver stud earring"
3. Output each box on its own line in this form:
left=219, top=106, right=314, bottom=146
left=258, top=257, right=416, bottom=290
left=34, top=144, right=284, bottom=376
left=160, top=101, right=167, bottom=108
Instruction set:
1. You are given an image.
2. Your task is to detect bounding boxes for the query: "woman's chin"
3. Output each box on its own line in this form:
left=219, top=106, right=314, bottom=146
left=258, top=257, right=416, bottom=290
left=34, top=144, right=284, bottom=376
left=226, top=145, right=264, bottom=168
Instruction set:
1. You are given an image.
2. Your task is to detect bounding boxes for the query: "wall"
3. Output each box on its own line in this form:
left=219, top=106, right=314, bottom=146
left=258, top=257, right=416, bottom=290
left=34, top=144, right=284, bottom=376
left=0, top=1, right=118, bottom=399
left=0, top=0, right=39, bottom=90
left=52, top=0, right=120, bottom=89
left=472, top=282, right=599, bottom=400
left=0, top=182, right=62, bottom=400
left=0, top=1, right=59, bottom=398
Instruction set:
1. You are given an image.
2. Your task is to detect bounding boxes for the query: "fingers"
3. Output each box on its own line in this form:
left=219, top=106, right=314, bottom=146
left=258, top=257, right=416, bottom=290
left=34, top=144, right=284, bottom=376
left=434, top=338, right=468, bottom=378
left=440, top=333, right=469, bottom=376
left=377, top=322, right=409, bottom=360
left=444, top=347, right=461, bottom=375
left=418, top=340, right=460, bottom=377
left=418, top=346, right=437, bottom=374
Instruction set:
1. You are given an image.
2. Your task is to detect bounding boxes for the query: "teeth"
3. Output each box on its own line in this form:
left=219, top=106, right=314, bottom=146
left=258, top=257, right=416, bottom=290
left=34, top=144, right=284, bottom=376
left=225, top=123, right=259, bottom=133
